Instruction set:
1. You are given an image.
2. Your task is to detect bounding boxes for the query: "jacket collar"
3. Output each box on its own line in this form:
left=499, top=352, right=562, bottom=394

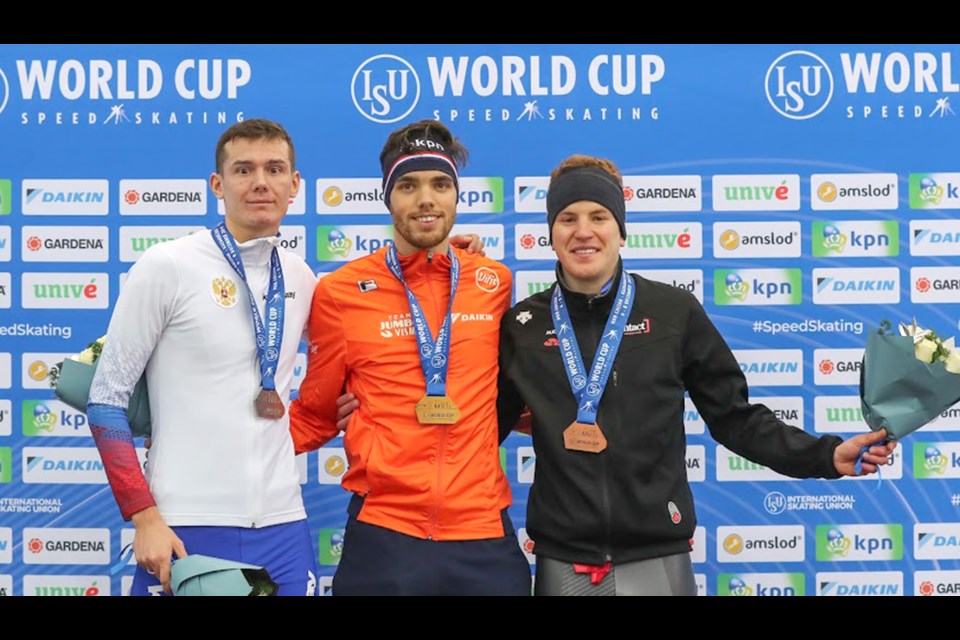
left=554, top=257, right=625, bottom=311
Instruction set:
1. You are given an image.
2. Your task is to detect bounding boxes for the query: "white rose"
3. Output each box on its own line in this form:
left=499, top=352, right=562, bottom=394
left=76, top=347, right=96, bottom=365
left=915, top=337, right=939, bottom=363
left=96, top=336, right=106, bottom=346
left=944, top=350, right=960, bottom=374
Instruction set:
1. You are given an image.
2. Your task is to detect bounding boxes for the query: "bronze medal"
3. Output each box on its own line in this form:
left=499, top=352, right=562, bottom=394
left=255, top=388, right=286, bottom=420
left=415, top=395, right=461, bottom=425
left=563, top=422, right=607, bottom=453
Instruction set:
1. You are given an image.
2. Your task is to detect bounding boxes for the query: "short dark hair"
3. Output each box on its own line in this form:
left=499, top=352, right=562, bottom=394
left=378, top=119, right=468, bottom=171
left=215, top=118, right=296, bottom=174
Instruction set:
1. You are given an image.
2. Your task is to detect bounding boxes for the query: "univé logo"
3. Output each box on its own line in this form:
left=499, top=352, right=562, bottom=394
left=351, top=54, right=420, bottom=124
left=765, top=50, right=834, bottom=120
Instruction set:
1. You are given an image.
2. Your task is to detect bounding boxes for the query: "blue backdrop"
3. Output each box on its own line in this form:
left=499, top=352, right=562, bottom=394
left=1, top=44, right=959, bottom=596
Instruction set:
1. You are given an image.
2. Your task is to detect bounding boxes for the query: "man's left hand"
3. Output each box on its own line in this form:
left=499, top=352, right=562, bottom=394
left=449, top=233, right=485, bottom=256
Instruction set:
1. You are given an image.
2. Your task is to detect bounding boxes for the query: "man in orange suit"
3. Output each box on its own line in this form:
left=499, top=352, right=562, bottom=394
left=289, top=119, right=530, bottom=595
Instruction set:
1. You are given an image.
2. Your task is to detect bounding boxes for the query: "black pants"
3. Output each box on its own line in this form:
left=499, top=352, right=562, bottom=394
left=332, top=495, right=532, bottom=596
left=535, top=552, right=697, bottom=596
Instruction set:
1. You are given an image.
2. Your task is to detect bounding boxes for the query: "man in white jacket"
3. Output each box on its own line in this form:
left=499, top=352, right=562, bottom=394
left=88, top=119, right=319, bottom=595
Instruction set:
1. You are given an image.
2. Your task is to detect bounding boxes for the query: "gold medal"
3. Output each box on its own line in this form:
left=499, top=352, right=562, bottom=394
left=255, top=388, right=286, bottom=420
left=415, top=395, right=461, bottom=425
left=563, top=422, right=607, bottom=453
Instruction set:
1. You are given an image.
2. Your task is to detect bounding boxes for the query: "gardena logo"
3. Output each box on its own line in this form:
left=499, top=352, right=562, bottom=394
left=351, top=54, right=421, bottom=124
left=765, top=50, right=834, bottom=120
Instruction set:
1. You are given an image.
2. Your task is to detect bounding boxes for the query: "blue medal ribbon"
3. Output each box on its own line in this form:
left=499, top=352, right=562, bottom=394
left=551, top=272, right=634, bottom=425
left=211, top=223, right=285, bottom=393
left=385, top=245, right=459, bottom=397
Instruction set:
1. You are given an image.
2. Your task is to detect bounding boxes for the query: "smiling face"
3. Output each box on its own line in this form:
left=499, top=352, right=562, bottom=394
left=388, top=169, right=458, bottom=255
left=210, top=136, right=300, bottom=243
left=551, top=200, right=625, bottom=294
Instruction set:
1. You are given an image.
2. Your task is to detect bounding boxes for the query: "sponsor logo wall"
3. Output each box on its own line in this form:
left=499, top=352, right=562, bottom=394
left=0, top=44, right=957, bottom=595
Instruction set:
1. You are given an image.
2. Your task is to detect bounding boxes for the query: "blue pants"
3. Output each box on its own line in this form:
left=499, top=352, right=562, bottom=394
left=332, top=495, right=531, bottom=596
left=130, top=519, right=319, bottom=596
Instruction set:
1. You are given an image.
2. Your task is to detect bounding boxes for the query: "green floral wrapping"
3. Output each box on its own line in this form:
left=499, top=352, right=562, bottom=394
left=53, top=358, right=152, bottom=438
left=860, top=330, right=960, bottom=440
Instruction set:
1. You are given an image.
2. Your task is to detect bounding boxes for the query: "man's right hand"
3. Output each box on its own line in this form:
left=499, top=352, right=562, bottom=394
left=336, top=392, right=359, bottom=431
left=131, top=506, right=187, bottom=594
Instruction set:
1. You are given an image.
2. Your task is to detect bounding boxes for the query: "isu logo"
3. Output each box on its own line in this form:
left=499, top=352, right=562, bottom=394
left=211, top=276, right=238, bottom=308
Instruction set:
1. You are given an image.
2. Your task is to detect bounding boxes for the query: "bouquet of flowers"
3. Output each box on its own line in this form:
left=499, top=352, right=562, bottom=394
left=48, top=336, right=152, bottom=438
left=860, top=319, right=960, bottom=440
left=170, top=555, right=278, bottom=596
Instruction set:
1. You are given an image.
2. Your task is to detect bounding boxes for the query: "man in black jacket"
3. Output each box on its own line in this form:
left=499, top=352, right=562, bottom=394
left=496, top=154, right=897, bottom=596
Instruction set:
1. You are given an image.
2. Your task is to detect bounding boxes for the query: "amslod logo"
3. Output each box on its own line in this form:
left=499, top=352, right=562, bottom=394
left=816, top=571, right=902, bottom=596
left=912, top=442, right=960, bottom=478
left=910, top=219, right=960, bottom=256
left=812, top=220, right=899, bottom=257
left=810, top=173, right=898, bottom=210
left=317, top=447, right=347, bottom=485
left=634, top=269, right=703, bottom=304
left=915, top=523, right=960, bottom=560
left=316, top=225, right=394, bottom=262
left=713, top=221, right=800, bottom=259
left=815, top=524, right=903, bottom=561
left=922, top=401, right=960, bottom=431
left=717, top=573, right=805, bottom=596
left=716, top=525, right=805, bottom=563
left=714, top=269, right=802, bottom=306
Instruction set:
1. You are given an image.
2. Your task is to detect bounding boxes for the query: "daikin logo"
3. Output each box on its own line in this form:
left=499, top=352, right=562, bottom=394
left=733, top=349, right=803, bottom=386
left=911, top=220, right=960, bottom=256
left=812, top=267, right=900, bottom=305
left=683, top=397, right=704, bottom=434
left=513, top=177, right=551, bottom=213
left=915, top=523, right=960, bottom=559
left=766, top=50, right=834, bottom=120
left=816, top=571, right=902, bottom=596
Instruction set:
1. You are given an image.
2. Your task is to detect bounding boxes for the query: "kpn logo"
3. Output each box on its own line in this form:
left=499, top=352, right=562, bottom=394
left=912, top=442, right=960, bottom=477
left=910, top=173, right=960, bottom=209
left=0, top=447, right=11, bottom=483
left=713, top=269, right=802, bottom=306
left=0, top=179, right=10, bottom=215
left=718, top=573, right=805, bottom=596
left=318, top=528, right=345, bottom=566
left=316, top=225, right=394, bottom=262
left=815, top=524, right=903, bottom=561
left=22, top=400, right=90, bottom=436
left=812, top=221, right=899, bottom=257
